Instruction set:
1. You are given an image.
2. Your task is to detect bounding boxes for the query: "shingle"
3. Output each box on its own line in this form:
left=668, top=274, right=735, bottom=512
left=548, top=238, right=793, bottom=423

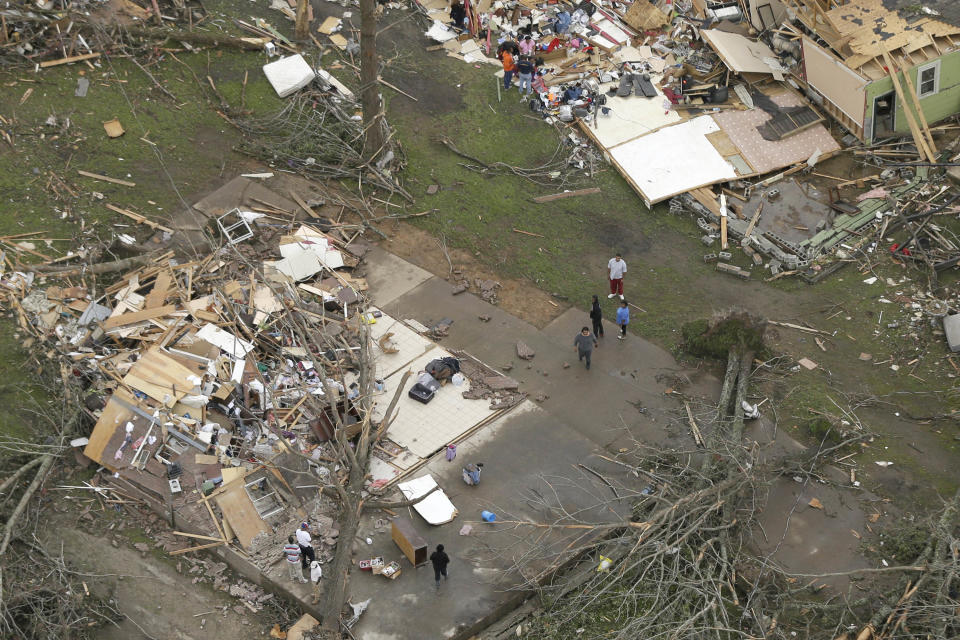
left=882, top=0, right=960, bottom=29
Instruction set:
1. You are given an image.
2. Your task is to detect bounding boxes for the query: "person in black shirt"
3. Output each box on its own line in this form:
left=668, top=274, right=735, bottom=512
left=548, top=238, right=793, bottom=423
left=590, top=295, right=604, bottom=338
left=429, top=544, right=450, bottom=588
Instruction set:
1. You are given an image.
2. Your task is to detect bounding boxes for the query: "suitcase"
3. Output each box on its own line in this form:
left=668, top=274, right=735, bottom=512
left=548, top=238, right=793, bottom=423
left=408, top=383, right=436, bottom=404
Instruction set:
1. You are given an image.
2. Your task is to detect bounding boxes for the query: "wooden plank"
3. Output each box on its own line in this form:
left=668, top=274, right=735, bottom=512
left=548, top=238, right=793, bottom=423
left=215, top=481, right=270, bottom=550
left=105, top=203, right=174, bottom=234
left=684, top=401, right=704, bottom=447
left=39, top=52, right=100, bottom=68
left=532, top=187, right=602, bottom=203
left=77, top=170, right=136, bottom=187
left=102, top=304, right=177, bottom=329
left=143, top=270, right=172, bottom=309
left=898, top=57, right=937, bottom=154
left=169, top=541, right=225, bottom=555
left=289, top=190, right=321, bottom=219
left=881, top=50, right=936, bottom=162
left=173, top=531, right=227, bottom=542
left=744, top=201, right=764, bottom=239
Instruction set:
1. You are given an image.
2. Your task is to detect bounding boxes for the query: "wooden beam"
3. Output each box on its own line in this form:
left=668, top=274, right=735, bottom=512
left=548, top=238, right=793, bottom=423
left=39, top=52, right=100, bottom=68
left=173, top=531, right=227, bottom=542
left=102, top=304, right=177, bottom=329
left=169, top=541, right=225, bottom=555
left=881, top=50, right=936, bottom=163
left=105, top=203, right=174, bottom=233
left=898, top=56, right=937, bottom=154
left=288, top=190, right=321, bottom=219
left=744, top=201, right=764, bottom=239
left=532, top=187, right=602, bottom=203
left=77, top=170, right=136, bottom=187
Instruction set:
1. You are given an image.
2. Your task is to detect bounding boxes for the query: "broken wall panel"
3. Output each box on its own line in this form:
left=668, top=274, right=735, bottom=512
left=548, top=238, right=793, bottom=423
left=801, top=37, right=867, bottom=127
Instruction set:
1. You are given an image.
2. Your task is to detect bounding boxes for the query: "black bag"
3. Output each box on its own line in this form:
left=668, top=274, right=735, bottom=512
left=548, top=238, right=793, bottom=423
left=408, top=383, right=436, bottom=404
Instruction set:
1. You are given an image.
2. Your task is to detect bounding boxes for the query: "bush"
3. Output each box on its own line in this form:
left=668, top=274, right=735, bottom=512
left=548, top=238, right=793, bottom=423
left=681, top=311, right=766, bottom=359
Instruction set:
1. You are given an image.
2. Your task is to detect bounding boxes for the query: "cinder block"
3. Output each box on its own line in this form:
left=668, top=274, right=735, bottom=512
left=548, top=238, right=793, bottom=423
left=703, top=253, right=718, bottom=263
left=944, top=314, right=960, bottom=352
left=718, top=251, right=732, bottom=260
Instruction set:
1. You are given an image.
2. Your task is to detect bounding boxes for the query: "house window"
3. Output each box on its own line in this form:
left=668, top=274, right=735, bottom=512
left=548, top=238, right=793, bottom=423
left=917, top=62, right=940, bottom=98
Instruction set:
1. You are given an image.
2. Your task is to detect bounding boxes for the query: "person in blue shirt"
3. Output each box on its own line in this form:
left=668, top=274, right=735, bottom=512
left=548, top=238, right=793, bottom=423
left=615, top=300, right=629, bottom=340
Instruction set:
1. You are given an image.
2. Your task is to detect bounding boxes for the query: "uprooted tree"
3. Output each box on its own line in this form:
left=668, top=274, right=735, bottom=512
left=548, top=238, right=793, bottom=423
left=473, top=311, right=959, bottom=640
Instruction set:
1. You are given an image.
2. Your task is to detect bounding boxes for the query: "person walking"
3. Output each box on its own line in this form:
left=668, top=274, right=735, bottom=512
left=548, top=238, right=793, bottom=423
left=283, top=536, right=307, bottom=583
left=574, top=326, right=599, bottom=370
left=589, top=295, right=604, bottom=338
left=607, top=253, right=627, bottom=299
left=516, top=55, right=535, bottom=100
left=309, top=560, right=323, bottom=603
left=296, top=522, right=315, bottom=570
left=616, top=300, right=630, bottom=340
left=430, top=544, right=450, bottom=588
left=501, top=49, right=516, bottom=91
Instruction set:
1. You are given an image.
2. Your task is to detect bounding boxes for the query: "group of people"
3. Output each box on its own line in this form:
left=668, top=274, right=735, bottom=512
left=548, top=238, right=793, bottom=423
left=497, top=37, right=539, bottom=97
left=282, top=523, right=323, bottom=602
left=574, top=254, right=632, bottom=370
left=284, top=523, right=452, bottom=594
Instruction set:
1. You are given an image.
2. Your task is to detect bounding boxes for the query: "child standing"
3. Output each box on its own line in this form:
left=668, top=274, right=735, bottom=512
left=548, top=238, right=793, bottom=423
left=616, top=300, right=630, bottom=340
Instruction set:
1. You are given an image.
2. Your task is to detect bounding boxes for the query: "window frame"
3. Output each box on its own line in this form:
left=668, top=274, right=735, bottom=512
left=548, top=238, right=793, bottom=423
left=916, top=61, right=940, bottom=99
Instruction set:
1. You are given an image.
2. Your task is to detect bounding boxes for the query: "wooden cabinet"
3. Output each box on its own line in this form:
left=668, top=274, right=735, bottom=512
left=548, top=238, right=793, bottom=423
left=391, top=516, right=427, bottom=566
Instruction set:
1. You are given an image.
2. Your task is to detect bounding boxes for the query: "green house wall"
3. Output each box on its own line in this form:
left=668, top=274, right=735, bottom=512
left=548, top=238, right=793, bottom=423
left=863, top=49, right=960, bottom=144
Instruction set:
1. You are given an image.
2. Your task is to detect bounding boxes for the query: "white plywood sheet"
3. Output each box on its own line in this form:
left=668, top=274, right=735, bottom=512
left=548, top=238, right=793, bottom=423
left=584, top=78, right=680, bottom=148
left=609, top=115, right=737, bottom=205
left=263, top=54, right=316, bottom=98
left=701, top=30, right=777, bottom=75
left=195, top=323, right=254, bottom=359
left=592, top=18, right=630, bottom=45
left=398, top=475, right=458, bottom=525
left=801, top=37, right=866, bottom=126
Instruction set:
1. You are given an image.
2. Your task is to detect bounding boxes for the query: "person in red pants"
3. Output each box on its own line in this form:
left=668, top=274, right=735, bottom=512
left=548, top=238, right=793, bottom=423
left=607, top=253, right=627, bottom=299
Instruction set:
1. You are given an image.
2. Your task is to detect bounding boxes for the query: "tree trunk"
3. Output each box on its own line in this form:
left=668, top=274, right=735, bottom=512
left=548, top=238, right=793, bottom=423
left=294, top=0, right=311, bottom=41
left=320, top=479, right=362, bottom=631
left=359, top=0, right=385, bottom=161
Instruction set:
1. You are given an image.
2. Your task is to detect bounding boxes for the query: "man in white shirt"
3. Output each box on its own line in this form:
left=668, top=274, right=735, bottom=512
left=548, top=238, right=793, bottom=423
left=296, top=522, right=315, bottom=569
left=607, top=253, right=627, bottom=300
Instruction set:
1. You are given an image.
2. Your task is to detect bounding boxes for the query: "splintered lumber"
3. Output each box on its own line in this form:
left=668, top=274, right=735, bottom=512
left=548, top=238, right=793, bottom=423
left=169, top=541, right=226, bottom=555
left=39, top=52, right=101, bottom=68
left=289, top=190, right=321, bottom=219
left=77, top=170, right=136, bottom=187
left=102, top=304, right=177, bottom=329
left=897, top=57, right=937, bottom=155
left=532, top=187, right=602, bottom=203
left=744, top=201, right=764, bottom=239
left=881, top=50, right=936, bottom=163
left=684, top=401, right=704, bottom=447
left=105, top=203, right=174, bottom=233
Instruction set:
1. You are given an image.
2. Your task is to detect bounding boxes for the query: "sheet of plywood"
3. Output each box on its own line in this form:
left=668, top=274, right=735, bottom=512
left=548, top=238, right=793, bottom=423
left=123, top=347, right=199, bottom=406
left=701, top=30, right=777, bottom=75
left=398, top=474, right=458, bottom=525
left=287, top=614, right=320, bottom=640
left=215, top=482, right=270, bottom=550
left=608, top=116, right=738, bottom=205
left=801, top=38, right=866, bottom=127
left=83, top=392, right=136, bottom=469
left=584, top=80, right=681, bottom=148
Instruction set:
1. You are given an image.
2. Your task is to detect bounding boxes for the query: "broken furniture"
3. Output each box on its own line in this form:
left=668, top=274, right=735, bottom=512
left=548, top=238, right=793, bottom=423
left=391, top=516, right=428, bottom=566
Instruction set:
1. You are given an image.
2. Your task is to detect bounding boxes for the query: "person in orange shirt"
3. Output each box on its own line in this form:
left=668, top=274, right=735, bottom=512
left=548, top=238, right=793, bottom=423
left=501, top=50, right=516, bottom=90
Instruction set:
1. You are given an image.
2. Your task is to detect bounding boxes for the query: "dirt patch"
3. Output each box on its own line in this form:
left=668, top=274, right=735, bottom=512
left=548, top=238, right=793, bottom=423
left=377, top=220, right=567, bottom=327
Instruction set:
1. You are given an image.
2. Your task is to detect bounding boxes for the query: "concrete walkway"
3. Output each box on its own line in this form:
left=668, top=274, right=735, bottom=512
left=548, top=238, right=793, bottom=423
left=347, top=248, right=721, bottom=640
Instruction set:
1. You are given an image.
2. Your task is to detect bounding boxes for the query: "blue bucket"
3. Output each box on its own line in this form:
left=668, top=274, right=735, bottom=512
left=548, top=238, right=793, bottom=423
left=481, top=510, right=497, bottom=523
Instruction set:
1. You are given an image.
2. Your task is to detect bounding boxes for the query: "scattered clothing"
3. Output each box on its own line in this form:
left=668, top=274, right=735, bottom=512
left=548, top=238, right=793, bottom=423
left=430, top=546, right=450, bottom=587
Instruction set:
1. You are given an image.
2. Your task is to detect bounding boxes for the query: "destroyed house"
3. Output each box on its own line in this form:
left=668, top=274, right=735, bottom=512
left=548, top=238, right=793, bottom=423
left=786, top=0, right=960, bottom=145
